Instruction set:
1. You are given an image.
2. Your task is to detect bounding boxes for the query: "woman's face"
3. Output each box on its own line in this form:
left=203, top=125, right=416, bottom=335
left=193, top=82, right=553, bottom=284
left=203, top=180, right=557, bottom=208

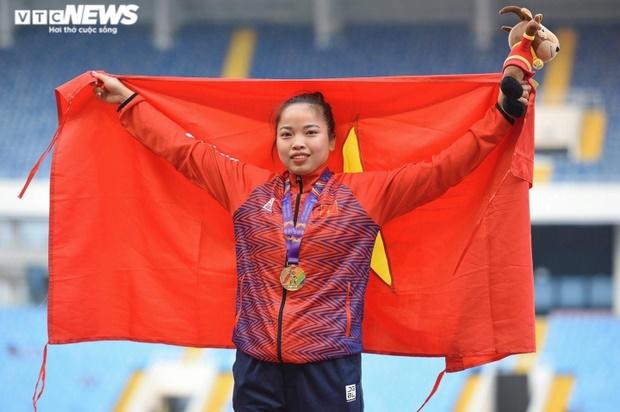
left=276, top=103, right=335, bottom=176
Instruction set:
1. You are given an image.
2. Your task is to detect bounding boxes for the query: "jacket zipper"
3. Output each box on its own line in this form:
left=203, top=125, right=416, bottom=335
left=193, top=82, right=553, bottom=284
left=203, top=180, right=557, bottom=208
left=345, top=281, right=352, bottom=337
left=234, top=276, right=244, bottom=327
left=277, top=174, right=303, bottom=363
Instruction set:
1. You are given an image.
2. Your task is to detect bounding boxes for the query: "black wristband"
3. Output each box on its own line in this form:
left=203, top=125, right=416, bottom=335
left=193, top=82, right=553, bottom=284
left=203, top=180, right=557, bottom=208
left=117, top=92, right=139, bottom=112
left=495, top=102, right=516, bottom=125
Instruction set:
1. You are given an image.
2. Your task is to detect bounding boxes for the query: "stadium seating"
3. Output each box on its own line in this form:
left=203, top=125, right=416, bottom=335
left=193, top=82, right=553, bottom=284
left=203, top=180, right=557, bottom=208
left=2, top=308, right=620, bottom=411
left=1, top=20, right=619, bottom=412
left=1, top=23, right=619, bottom=181
left=553, top=24, right=620, bottom=182
left=0, top=307, right=184, bottom=412
left=535, top=274, right=613, bottom=312
left=540, top=314, right=620, bottom=411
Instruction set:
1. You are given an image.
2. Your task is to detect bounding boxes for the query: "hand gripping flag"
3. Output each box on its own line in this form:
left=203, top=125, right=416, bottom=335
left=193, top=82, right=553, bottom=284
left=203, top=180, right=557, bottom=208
left=23, top=72, right=535, bottom=406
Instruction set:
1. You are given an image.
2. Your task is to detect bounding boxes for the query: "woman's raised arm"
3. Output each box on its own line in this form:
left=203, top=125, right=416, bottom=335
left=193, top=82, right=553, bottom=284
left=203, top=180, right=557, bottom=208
left=340, top=96, right=523, bottom=227
left=92, top=71, right=274, bottom=214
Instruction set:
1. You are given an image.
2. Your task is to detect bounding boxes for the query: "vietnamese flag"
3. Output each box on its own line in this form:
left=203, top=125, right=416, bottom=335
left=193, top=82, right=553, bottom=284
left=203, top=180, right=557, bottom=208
left=26, top=72, right=535, bottom=376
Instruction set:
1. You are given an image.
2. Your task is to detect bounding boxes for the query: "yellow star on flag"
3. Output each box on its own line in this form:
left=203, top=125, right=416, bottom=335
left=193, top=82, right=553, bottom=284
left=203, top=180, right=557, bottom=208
left=342, top=127, right=393, bottom=287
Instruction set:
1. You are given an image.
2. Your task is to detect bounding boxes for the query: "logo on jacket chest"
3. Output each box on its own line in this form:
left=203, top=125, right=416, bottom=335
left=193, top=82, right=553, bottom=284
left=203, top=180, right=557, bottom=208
left=262, top=197, right=275, bottom=212
left=312, top=200, right=340, bottom=218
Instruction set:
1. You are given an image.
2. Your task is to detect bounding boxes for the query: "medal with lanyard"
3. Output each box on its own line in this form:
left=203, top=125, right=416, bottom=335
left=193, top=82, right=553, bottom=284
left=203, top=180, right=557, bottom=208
left=280, top=168, right=332, bottom=291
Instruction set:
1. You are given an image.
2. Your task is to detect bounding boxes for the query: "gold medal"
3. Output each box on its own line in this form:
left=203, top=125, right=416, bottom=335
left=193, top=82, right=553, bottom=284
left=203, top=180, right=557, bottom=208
left=532, top=57, right=544, bottom=70
left=280, top=265, right=306, bottom=291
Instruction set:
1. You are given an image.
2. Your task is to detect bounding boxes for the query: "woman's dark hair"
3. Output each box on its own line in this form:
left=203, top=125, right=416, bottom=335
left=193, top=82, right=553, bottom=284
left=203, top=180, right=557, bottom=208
left=271, top=91, right=336, bottom=163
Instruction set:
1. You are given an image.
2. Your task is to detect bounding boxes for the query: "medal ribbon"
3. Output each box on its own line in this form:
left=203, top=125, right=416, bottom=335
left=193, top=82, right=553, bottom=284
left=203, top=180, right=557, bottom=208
left=282, top=168, right=332, bottom=265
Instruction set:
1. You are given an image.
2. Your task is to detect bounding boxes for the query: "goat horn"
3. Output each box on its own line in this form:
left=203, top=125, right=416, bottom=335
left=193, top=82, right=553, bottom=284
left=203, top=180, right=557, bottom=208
left=499, top=5, right=530, bottom=21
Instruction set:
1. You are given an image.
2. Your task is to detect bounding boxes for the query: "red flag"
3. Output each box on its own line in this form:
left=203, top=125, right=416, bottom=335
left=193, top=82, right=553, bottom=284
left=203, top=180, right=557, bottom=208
left=34, top=71, right=534, bottom=373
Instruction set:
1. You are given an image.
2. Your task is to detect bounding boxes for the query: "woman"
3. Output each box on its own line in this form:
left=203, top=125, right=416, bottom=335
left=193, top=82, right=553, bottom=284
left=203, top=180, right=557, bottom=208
left=92, top=71, right=529, bottom=411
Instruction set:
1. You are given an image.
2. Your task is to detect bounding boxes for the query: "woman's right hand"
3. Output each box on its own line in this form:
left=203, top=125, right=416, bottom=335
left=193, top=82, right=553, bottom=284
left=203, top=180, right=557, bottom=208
left=91, top=71, right=135, bottom=104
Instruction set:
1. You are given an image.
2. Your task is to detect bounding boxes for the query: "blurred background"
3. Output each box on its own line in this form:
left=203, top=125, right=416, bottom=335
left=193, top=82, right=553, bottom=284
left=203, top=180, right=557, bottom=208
left=1, top=0, right=619, bottom=411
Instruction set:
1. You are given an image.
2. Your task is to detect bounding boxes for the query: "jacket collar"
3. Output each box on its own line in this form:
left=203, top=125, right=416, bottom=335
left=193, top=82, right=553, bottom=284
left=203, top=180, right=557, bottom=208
left=285, top=163, right=330, bottom=194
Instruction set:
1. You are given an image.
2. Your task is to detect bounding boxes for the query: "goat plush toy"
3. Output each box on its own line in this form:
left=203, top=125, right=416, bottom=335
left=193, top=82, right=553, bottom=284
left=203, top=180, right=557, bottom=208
left=499, top=6, right=561, bottom=117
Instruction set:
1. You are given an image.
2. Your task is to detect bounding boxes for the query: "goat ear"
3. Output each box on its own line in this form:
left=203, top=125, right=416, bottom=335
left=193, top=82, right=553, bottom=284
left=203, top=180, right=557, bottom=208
left=502, top=26, right=513, bottom=33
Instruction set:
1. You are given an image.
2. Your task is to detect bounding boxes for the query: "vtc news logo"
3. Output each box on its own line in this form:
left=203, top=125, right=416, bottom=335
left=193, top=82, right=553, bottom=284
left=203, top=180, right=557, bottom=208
left=14, top=4, right=139, bottom=26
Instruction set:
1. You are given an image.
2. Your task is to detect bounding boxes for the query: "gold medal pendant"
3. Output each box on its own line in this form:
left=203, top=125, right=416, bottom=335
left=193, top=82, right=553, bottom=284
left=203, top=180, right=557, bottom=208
left=280, top=265, right=306, bottom=291
left=532, top=57, right=544, bottom=70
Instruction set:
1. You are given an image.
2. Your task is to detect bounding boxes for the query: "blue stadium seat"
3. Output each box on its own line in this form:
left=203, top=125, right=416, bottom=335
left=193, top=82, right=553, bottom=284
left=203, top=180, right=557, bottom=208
left=590, top=275, right=613, bottom=307
left=557, top=275, right=587, bottom=308
left=25, top=265, right=48, bottom=303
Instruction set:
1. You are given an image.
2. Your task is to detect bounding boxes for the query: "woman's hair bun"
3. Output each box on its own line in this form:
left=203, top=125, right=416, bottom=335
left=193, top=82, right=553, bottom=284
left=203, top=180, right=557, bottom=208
left=274, top=91, right=336, bottom=140
left=309, top=91, right=325, bottom=101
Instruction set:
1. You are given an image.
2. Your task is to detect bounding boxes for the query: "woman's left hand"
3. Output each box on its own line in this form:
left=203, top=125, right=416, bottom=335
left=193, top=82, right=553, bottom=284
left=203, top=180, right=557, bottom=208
left=498, top=80, right=532, bottom=111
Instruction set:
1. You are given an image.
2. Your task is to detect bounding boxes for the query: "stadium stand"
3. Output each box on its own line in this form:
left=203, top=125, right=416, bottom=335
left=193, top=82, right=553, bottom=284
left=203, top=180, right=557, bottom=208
left=2, top=309, right=620, bottom=411
left=540, top=314, right=620, bottom=411
left=1, top=23, right=619, bottom=181
left=551, top=24, right=620, bottom=182
left=0, top=307, right=186, bottom=412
